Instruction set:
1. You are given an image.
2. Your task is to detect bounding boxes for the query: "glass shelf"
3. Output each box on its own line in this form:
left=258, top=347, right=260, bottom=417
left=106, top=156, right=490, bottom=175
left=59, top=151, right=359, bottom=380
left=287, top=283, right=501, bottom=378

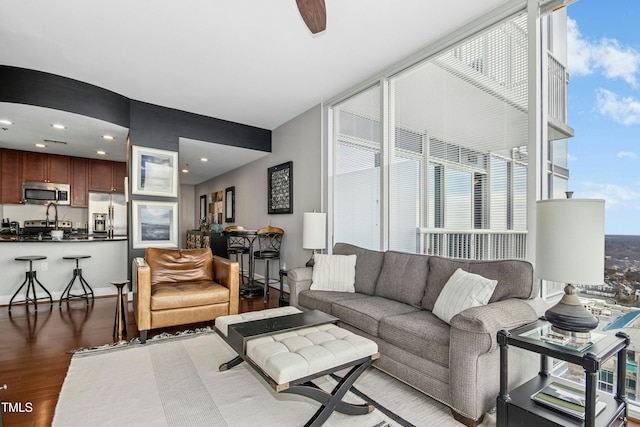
left=518, top=322, right=606, bottom=352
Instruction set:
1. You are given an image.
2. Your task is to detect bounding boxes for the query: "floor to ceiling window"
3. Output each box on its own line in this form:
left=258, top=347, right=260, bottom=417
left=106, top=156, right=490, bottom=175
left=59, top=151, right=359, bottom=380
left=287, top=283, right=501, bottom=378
left=332, top=13, right=529, bottom=261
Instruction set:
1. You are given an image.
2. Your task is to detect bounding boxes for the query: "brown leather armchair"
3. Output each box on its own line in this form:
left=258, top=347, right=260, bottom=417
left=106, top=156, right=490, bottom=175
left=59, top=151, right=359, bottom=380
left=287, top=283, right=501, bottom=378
left=133, top=247, right=239, bottom=343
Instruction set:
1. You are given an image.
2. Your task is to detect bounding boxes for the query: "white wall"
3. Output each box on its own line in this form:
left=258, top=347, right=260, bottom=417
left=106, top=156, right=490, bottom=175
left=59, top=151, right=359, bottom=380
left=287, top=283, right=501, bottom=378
left=195, top=104, right=323, bottom=281
left=179, top=183, right=196, bottom=248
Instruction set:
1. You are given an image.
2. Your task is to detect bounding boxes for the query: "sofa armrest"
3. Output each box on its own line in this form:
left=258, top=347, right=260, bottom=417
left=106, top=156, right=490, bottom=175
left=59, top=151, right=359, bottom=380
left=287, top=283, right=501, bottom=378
left=132, top=257, right=152, bottom=331
left=450, top=298, right=539, bottom=339
left=448, top=298, right=539, bottom=419
left=212, top=255, right=239, bottom=315
left=287, top=266, right=313, bottom=307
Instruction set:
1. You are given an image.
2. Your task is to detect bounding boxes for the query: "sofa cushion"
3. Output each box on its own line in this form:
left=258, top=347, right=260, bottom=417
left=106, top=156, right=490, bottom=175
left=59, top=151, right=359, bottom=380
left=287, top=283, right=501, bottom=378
left=422, top=256, right=535, bottom=311
left=151, top=281, right=229, bottom=310
left=374, top=251, right=429, bottom=308
left=146, top=248, right=213, bottom=286
left=331, top=296, right=419, bottom=337
left=379, top=310, right=450, bottom=368
left=333, top=243, right=385, bottom=295
left=432, top=268, right=498, bottom=324
left=298, top=290, right=367, bottom=314
left=310, top=254, right=357, bottom=292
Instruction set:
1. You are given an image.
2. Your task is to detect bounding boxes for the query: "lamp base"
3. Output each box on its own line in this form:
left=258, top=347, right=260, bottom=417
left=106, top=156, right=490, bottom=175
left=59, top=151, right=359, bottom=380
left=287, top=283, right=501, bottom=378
left=544, top=283, right=598, bottom=338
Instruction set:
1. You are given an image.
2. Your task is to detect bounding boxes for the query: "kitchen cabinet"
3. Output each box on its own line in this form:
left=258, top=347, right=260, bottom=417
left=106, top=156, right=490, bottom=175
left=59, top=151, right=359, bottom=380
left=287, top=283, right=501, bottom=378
left=113, top=161, right=126, bottom=193
left=1, top=149, right=22, bottom=204
left=89, top=159, right=126, bottom=192
left=22, top=152, right=70, bottom=184
left=70, top=157, right=88, bottom=207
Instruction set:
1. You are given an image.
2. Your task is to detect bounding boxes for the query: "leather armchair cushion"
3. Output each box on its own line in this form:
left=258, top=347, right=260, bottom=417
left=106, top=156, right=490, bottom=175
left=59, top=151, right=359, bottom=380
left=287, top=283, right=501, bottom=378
left=151, top=280, right=230, bottom=310
left=146, top=248, right=213, bottom=285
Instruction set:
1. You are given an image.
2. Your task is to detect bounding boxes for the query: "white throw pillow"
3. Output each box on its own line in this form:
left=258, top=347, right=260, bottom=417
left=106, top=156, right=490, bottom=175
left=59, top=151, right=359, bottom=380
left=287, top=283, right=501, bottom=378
left=432, top=268, right=498, bottom=324
left=310, top=254, right=357, bottom=292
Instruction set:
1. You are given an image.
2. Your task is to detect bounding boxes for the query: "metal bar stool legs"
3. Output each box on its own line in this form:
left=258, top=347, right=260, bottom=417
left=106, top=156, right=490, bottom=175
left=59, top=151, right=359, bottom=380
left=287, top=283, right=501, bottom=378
left=59, top=255, right=94, bottom=307
left=9, top=256, right=53, bottom=312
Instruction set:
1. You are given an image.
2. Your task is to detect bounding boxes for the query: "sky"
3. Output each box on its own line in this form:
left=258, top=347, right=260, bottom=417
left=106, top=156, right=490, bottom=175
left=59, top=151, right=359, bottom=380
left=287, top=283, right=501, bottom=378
left=566, top=0, right=640, bottom=235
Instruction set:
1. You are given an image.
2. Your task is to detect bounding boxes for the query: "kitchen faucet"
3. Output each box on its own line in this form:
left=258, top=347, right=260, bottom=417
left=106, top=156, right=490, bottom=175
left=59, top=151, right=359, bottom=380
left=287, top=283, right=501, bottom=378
left=45, top=202, right=59, bottom=229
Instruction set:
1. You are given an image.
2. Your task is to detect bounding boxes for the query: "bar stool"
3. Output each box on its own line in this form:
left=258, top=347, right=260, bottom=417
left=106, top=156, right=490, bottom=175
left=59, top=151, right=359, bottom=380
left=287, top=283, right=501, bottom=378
left=111, top=280, right=129, bottom=340
left=9, top=256, right=53, bottom=312
left=59, top=255, right=95, bottom=307
left=254, top=226, right=284, bottom=303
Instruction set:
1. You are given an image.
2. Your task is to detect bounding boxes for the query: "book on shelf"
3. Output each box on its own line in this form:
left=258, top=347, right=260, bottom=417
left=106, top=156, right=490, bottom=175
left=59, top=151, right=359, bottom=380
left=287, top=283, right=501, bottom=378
left=531, top=380, right=606, bottom=420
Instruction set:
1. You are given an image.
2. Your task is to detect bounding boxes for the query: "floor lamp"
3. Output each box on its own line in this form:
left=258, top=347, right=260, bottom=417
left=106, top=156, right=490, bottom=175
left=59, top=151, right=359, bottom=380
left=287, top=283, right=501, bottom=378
left=536, top=194, right=605, bottom=342
left=303, top=212, right=326, bottom=267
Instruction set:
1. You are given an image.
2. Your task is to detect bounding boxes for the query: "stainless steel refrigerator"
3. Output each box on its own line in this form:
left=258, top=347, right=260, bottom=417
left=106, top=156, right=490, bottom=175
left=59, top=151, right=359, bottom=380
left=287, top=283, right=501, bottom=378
left=88, top=192, right=127, bottom=237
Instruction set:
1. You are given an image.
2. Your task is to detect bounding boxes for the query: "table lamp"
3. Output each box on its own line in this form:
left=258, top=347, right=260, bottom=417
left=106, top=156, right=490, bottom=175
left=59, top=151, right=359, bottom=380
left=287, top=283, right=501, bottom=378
left=303, top=212, right=326, bottom=267
left=536, top=193, right=605, bottom=342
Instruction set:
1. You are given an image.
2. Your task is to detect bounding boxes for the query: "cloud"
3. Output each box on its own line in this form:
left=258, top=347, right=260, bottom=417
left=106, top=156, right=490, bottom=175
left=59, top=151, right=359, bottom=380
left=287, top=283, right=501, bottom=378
left=596, top=88, right=640, bottom=125
left=568, top=17, right=640, bottom=87
left=581, top=182, right=640, bottom=208
left=617, top=151, right=638, bottom=159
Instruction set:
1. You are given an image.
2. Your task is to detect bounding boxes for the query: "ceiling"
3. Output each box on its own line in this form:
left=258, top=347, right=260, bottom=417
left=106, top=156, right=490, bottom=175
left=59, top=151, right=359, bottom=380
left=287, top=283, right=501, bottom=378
left=0, top=0, right=511, bottom=185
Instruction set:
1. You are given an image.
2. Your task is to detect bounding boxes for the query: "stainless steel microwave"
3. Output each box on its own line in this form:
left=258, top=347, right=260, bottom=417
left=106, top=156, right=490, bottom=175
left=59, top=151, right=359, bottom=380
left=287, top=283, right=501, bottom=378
left=22, top=182, right=70, bottom=205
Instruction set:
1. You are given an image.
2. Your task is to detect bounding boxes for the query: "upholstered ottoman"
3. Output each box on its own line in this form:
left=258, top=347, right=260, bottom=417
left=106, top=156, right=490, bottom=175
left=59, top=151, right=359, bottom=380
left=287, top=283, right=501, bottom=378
left=215, top=307, right=379, bottom=427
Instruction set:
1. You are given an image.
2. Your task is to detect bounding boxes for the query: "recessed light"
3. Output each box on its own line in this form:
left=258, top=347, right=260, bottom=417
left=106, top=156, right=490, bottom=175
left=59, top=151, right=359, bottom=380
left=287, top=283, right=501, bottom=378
left=0, top=119, right=12, bottom=125
left=181, top=169, right=189, bottom=173
left=97, top=150, right=107, bottom=155
left=52, top=123, right=66, bottom=130
left=35, top=143, right=47, bottom=148
left=200, top=158, right=208, bottom=162
left=102, top=135, right=114, bottom=140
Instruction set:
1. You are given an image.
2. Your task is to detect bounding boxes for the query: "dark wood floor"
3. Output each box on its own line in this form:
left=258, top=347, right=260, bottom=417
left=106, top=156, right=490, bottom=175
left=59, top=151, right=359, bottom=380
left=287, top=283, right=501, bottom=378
left=3, top=290, right=639, bottom=427
left=0, top=287, right=281, bottom=427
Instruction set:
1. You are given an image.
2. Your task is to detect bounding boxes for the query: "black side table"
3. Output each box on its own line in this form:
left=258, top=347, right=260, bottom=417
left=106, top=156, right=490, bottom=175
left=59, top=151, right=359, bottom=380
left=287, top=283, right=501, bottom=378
left=279, top=269, right=289, bottom=306
left=497, top=319, right=629, bottom=427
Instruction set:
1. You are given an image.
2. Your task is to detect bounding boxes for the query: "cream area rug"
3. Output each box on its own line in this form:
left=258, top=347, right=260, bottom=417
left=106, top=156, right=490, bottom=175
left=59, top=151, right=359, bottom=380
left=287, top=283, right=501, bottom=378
left=53, top=331, right=497, bottom=427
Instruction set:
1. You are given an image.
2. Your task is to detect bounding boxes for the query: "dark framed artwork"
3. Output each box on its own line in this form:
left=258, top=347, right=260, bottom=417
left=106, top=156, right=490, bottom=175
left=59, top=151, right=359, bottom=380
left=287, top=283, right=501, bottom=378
left=268, top=161, right=293, bottom=214
left=199, top=195, right=207, bottom=220
left=225, top=186, right=235, bottom=222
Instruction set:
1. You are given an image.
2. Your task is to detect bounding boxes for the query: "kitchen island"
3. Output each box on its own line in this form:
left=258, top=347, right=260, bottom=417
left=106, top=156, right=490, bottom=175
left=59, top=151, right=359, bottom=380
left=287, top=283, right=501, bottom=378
left=0, top=236, right=128, bottom=306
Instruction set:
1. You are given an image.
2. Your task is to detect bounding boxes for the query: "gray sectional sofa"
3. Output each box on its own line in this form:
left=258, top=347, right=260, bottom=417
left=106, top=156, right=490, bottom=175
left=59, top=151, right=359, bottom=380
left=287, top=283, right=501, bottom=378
left=287, top=243, right=544, bottom=426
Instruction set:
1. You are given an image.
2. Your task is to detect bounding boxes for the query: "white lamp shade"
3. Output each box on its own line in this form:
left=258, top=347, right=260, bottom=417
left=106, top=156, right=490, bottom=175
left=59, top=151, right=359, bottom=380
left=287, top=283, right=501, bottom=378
left=303, top=212, right=327, bottom=250
left=535, top=198, right=605, bottom=285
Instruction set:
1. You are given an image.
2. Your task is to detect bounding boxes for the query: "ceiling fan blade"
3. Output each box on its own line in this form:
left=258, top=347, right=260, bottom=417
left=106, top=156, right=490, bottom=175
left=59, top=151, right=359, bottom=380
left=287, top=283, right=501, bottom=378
left=296, top=0, right=326, bottom=34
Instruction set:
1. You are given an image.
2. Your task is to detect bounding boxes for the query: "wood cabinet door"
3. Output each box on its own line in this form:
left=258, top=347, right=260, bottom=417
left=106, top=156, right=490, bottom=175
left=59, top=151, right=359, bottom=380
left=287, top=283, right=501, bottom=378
left=89, top=159, right=113, bottom=191
left=71, top=157, right=88, bottom=207
left=47, top=154, right=70, bottom=184
left=1, top=150, right=23, bottom=204
left=21, top=151, right=47, bottom=183
left=112, top=161, right=126, bottom=193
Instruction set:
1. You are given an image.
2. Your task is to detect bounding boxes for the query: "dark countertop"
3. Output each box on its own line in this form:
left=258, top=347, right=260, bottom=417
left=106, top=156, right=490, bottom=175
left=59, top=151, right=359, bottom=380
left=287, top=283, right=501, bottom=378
left=0, top=235, right=127, bottom=242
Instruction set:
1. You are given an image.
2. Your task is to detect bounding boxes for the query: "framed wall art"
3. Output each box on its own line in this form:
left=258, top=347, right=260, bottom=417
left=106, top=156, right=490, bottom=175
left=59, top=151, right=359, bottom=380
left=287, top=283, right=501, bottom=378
left=131, top=145, right=178, bottom=197
left=267, top=161, right=293, bottom=214
left=132, top=200, right=178, bottom=248
left=225, top=186, right=235, bottom=223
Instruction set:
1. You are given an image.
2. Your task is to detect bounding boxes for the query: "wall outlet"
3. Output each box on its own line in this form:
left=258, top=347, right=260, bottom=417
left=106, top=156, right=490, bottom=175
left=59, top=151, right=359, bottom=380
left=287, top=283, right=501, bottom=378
left=41, top=262, right=48, bottom=271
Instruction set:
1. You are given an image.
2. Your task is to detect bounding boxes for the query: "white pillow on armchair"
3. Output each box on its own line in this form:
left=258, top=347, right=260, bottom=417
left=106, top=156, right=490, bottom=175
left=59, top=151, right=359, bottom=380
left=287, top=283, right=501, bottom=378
left=310, top=254, right=357, bottom=292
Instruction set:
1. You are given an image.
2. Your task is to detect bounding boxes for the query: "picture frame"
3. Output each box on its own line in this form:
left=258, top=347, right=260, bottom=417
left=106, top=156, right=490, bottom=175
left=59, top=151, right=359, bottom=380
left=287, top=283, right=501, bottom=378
left=131, top=145, right=178, bottom=197
left=225, top=186, right=235, bottom=223
left=199, top=195, right=207, bottom=220
left=132, top=200, right=178, bottom=248
left=268, top=161, right=293, bottom=214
